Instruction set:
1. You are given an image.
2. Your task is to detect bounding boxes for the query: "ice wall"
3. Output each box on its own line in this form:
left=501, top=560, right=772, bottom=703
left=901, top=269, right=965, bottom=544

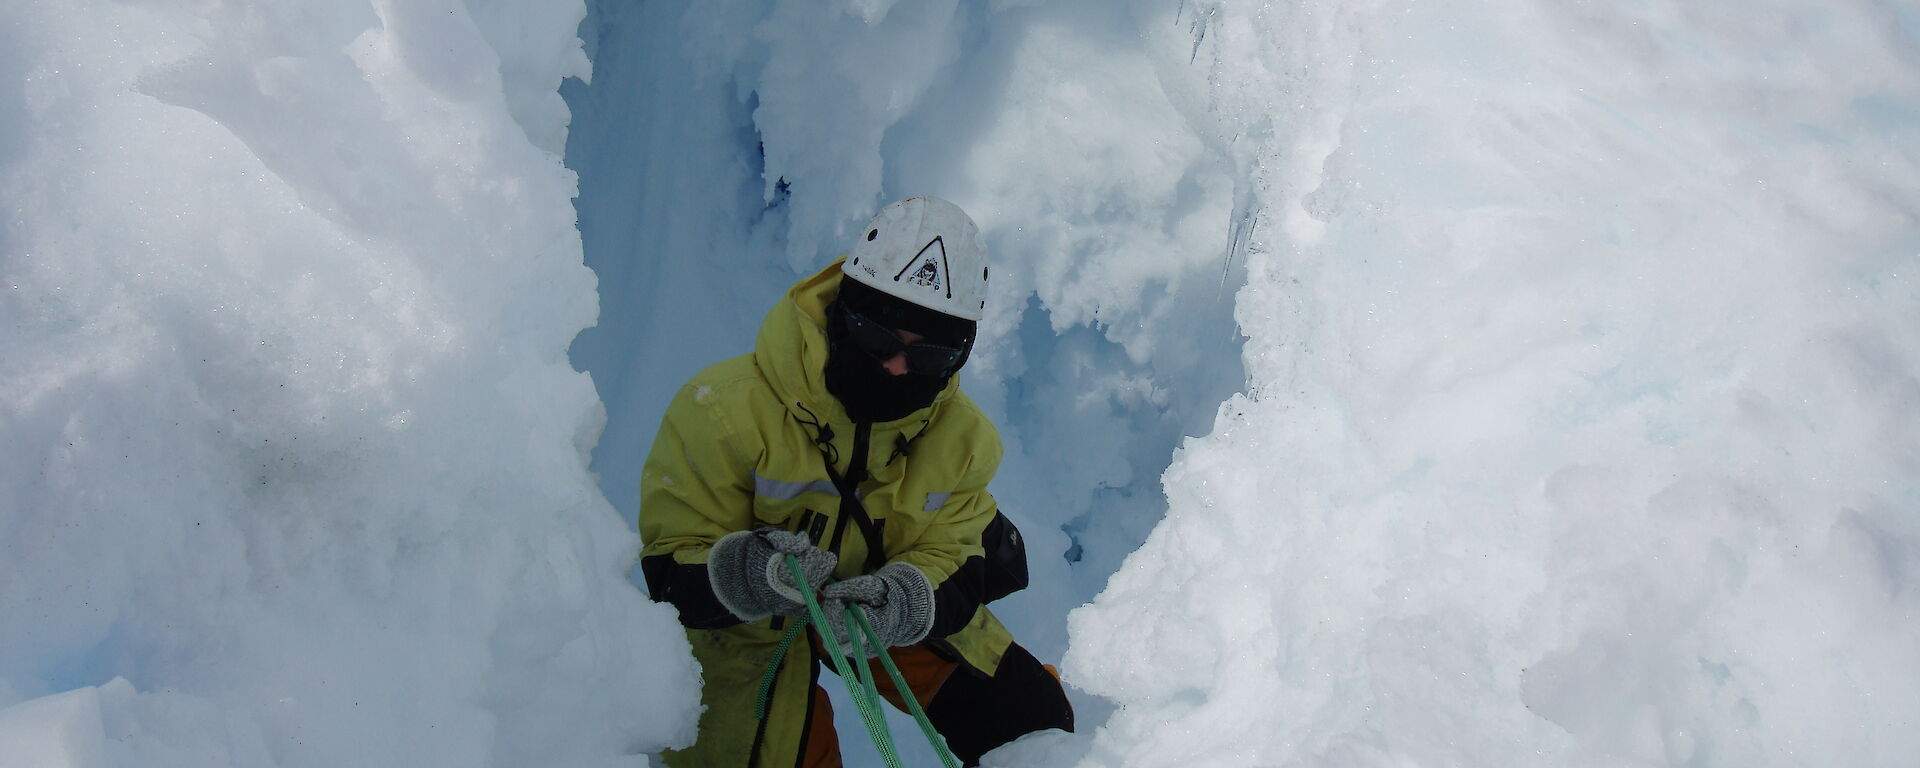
left=1060, top=1, right=1920, bottom=766
left=563, top=0, right=1248, bottom=673
left=570, top=1, right=1920, bottom=767
left=1, top=1, right=693, bottom=765
left=5, top=0, right=1910, bottom=765
left=560, top=1, right=1920, bottom=768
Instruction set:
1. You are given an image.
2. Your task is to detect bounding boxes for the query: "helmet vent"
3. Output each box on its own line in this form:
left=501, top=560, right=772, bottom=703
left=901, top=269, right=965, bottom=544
left=867, top=229, right=878, bottom=241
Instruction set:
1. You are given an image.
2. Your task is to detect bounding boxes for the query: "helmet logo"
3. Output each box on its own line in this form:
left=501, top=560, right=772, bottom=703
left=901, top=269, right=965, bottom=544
left=909, top=261, right=942, bottom=289
left=893, top=237, right=952, bottom=299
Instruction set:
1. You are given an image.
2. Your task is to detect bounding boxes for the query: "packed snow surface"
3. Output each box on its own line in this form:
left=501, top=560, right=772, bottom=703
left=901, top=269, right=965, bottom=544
left=4, top=0, right=1918, bottom=767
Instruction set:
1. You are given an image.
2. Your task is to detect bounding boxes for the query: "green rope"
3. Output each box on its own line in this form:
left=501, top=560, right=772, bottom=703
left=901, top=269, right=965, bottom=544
left=852, top=608, right=959, bottom=768
left=754, top=618, right=808, bottom=721
left=755, top=555, right=962, bottom=768
left=791, top=558, right=901, bottom=767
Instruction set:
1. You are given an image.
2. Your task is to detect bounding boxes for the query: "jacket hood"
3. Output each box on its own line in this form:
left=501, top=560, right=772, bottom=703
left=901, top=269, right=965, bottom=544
left=754, top=257, right=962, bottom=426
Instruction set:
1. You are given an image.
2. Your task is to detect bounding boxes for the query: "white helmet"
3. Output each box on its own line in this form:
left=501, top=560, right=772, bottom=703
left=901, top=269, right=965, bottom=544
left=843, top=196, right=988, bottom=321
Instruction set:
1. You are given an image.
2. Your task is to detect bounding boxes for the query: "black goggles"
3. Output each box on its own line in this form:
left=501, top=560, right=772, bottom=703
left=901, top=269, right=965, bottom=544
left=840, top=307, right=967, bottom=375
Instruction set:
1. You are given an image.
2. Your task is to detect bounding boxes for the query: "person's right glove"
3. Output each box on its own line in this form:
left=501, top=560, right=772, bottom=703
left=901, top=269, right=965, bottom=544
left=707, top=529, right=837, bottom=622
left=817, top=562, right=934, bottom=657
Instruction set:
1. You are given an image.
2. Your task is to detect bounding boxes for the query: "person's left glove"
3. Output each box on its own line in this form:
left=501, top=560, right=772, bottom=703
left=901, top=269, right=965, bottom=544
left=818, top=562, right=934, bottom=657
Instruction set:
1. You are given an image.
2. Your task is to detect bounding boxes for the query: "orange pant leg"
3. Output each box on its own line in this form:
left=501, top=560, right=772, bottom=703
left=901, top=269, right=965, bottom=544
left=806, top=635, right=963, bottom=765
left=868, top=643, right=959, bottom=710
left=800, top=682, right=841, bottom=768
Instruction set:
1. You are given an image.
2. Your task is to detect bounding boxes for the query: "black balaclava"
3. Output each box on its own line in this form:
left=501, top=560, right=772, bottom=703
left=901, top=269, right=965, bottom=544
left=824, top=275, right=976, bottom=423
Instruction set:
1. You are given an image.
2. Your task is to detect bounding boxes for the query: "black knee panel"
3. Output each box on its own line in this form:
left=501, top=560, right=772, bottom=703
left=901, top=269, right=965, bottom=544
left=925, top=643, right=1074, bottom=766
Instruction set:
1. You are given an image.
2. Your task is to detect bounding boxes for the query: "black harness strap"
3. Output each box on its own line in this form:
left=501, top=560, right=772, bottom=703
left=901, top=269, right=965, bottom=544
left=814, top=419, right=887, bottom=574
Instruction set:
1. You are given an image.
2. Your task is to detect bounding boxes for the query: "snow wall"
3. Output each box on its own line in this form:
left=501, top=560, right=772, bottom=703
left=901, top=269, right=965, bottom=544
left=3, top=0, right=1918, bottom=767
left=0, top=2, right=693, bottom=766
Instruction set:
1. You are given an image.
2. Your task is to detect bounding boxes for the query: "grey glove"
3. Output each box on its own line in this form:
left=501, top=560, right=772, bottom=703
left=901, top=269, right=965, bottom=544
left=818, top=562, right=934, bottom=657
left=708, top=529, right=837, bottom=621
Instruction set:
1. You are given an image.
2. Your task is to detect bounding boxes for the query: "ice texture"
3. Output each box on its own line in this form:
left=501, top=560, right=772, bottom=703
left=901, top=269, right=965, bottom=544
left=569, top=1, right=1920, bottom=767
left=4, top=0, right=1916, bottom=766
left=1065, top=2, right=1920, bottom=766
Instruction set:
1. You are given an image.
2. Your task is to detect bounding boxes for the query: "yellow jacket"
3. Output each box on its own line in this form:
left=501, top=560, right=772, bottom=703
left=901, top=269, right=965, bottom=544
left=637, top=259, right=1016, bottom=765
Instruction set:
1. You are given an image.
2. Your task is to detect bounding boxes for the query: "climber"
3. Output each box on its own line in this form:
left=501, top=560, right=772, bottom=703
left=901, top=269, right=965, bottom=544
left=637, top=196, right=1074, bottom=767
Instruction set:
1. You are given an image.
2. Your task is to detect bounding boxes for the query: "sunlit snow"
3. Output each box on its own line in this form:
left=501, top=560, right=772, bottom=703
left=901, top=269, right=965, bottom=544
left=4, top=1, right=1916, bottom=767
